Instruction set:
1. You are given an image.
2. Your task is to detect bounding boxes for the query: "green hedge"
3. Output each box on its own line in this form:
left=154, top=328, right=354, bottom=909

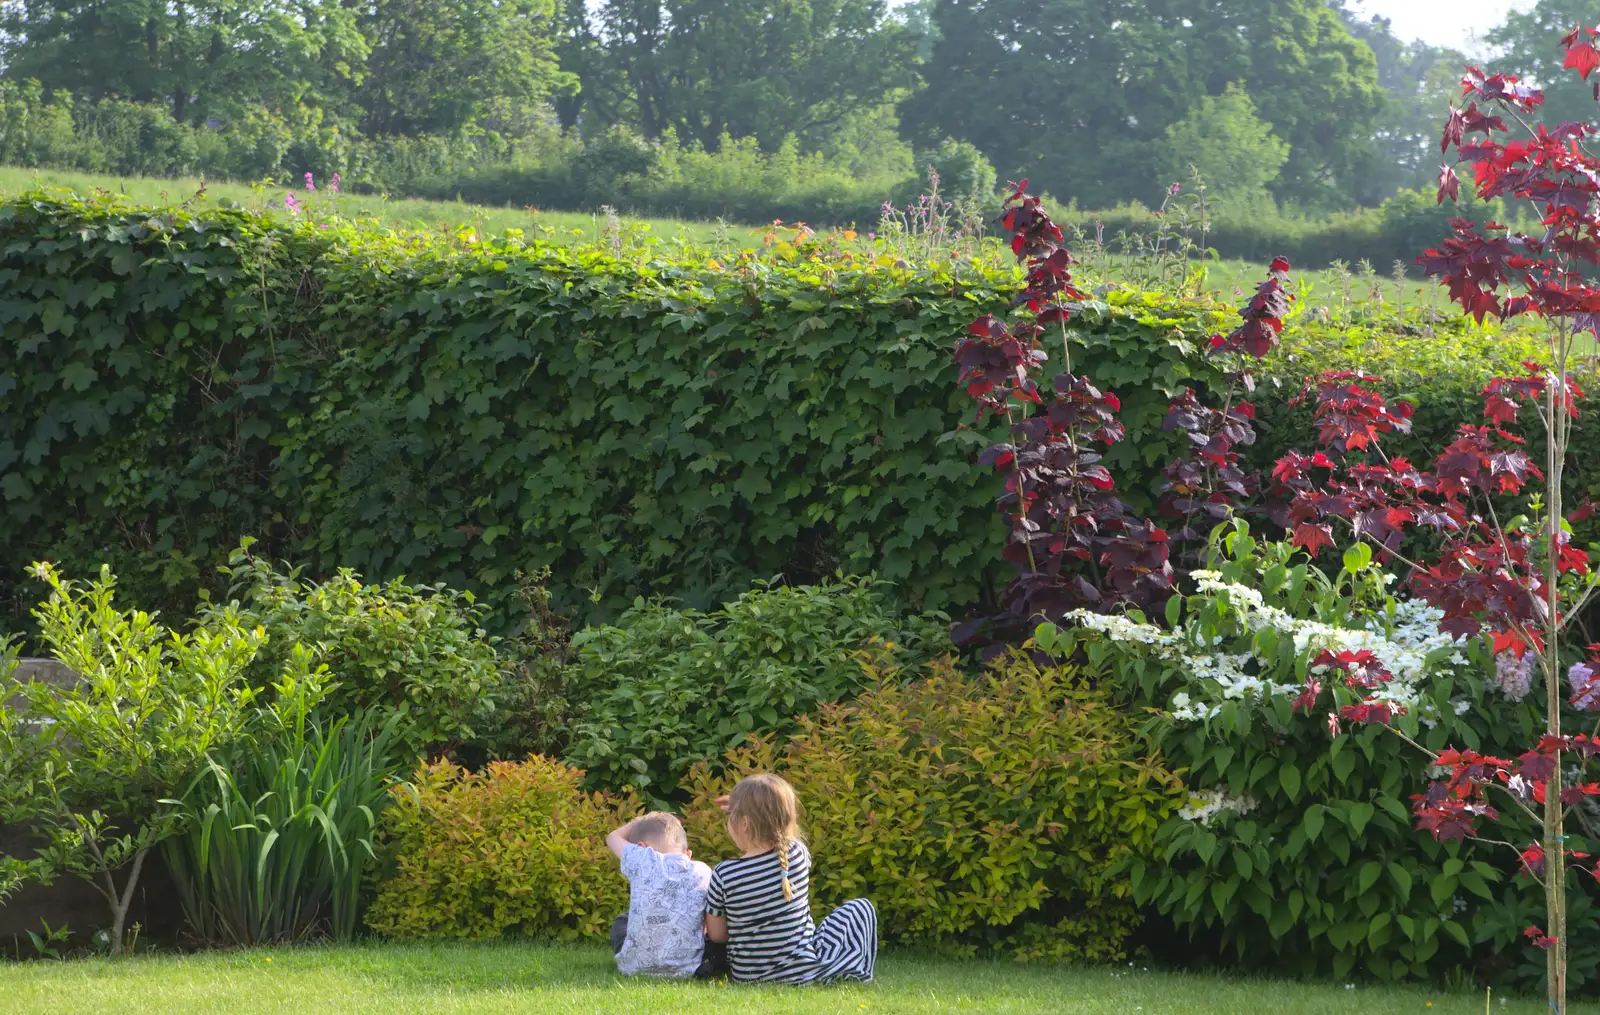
left=0, top=189, right=1561, bottom=636
left=0, top=190, right=1233, bottom=635
left=1057, top=187, right=1516, bottom=274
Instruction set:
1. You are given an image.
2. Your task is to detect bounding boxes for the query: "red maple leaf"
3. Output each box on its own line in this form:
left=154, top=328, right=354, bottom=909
left=1437, top=164, right=1461, bottom=204
left=1291, top=522, right=1336, bottom=556
left=1566, top=36, right=1600, bottom=80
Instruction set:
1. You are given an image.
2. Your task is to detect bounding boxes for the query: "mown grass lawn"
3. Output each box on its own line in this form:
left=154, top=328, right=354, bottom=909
left=1, top=942, right=1591, bottom=1015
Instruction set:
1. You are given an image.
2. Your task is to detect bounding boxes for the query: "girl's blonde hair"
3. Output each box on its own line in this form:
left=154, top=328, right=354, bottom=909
left=727, top=774, right=804, bottom=900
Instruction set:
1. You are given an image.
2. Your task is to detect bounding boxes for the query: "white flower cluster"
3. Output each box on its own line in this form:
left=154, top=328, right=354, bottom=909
left=1070, top=577, right=1470, bottom=725
left=1177, top=787, right=1258, bottom=825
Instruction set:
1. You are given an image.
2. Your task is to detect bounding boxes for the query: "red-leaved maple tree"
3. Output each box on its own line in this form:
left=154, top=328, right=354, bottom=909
left=953, top=186, right=1292, bottom=645
left=1277, top=34, right=1600, bottom=1012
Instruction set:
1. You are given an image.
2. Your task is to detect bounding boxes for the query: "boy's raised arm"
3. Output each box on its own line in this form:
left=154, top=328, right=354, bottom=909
left=605, top=818, right=638, bottom=859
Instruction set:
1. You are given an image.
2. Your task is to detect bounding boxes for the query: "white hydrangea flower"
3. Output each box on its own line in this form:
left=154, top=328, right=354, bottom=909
left=1067, top=581, right=1470, bottom=725
left=1178, top=788, right=1258, bottom=825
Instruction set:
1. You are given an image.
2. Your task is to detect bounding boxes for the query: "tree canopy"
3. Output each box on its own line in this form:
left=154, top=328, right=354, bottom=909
left=582, top=0, right=916, bottom=151
left=899, top=0, right=1382, bottom=210
left=0, top=1, right=368, bottom=125
left=0, top=0, right=1573, bottom=216
left=1488, top=0, right=1600, bottom=129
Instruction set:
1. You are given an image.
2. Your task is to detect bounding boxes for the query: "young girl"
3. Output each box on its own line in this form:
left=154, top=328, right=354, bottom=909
left=703, top=774, right=877, bottom=984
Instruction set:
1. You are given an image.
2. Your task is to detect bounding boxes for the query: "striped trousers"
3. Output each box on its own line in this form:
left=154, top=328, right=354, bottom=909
left=812, top=898, right=877, bottom=984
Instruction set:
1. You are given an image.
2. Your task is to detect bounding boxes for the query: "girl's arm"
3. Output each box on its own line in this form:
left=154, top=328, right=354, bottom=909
left=605, top=818, right=639, bottom=859
left=704, top=912, right=728, bottom=943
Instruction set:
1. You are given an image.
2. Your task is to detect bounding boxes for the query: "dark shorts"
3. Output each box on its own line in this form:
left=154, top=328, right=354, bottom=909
left=610, top=914, right=728, bottom=979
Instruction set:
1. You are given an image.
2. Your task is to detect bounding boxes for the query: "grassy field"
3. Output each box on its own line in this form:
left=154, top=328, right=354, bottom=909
left=0, top=942, right=1585, bottom=1015
left=0, top=166, right=740, bottom=248
left=0, top=165, right=1464, bottom=312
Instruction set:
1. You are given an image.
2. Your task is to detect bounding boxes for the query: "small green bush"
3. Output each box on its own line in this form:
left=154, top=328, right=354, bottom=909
left=365, top=756, right=637, bottom=941
left=680, top=653, right=1181, bottom=960
left=0, top=561, right=284, bottom=952
left=207, top=541, right=512, bottom=756
left=561, top=577, right=950, bottom=799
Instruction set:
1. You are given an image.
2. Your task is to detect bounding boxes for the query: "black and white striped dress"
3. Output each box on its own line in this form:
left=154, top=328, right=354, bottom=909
left=704, top=841, right=877, bottom=984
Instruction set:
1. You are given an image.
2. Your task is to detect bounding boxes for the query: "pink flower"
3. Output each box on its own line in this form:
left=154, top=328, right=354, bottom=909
left=304, top=172, right=315, bottom=191
left=1170, top=182, right=1181, bottom=195
left=1570, top=661, right=1600, bottom=710
left=331, top=173, right=341, bottom=194
left=284, top=192, right=299, bottom=214
left=1496, top=651, right=1533, bottom=702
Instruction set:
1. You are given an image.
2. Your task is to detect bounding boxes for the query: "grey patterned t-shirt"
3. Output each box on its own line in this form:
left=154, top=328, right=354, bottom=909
left=615, top=843, right=713, bottom=978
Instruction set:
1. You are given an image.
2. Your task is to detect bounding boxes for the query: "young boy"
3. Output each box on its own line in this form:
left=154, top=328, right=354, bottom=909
left=605, top=811, right=725, bottom=978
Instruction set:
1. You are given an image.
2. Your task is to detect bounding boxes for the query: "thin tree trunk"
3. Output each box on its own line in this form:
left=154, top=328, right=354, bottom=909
left=108, top=846, right=149, bottom=958
left=1545, top=327, right=1570, bottom=1015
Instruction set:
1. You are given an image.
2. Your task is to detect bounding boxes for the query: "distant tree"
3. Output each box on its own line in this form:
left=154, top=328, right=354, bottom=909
left=901, top=0, right=1381, bottom=210
left=356, top=0, right=574, bottom=136
left=553, top=0, right=632, bottom=131
left=0, top=0, right=367, bottom=126
left=1182, top=0, right=1383, bottom=210
left=588, top=0, right=916, bottom=152
left=1337, top=4, right=1470, bottom=205
left=1487, top=0, right=1600, bottom=129
left=1152, top=83, right=1289, bottom=206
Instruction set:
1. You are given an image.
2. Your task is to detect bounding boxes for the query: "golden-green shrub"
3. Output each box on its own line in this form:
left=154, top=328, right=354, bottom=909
left=682, top=654, right=1182, bottom=960
left=366, top=756, right=637, bottom=940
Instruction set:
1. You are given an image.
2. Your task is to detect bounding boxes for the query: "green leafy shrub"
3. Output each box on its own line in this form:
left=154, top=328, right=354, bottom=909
left=365, top=756, right=636, bottom=941
left=680, top=653, right=1182, bottom=960
left=0, top=562, right=294, bottom=953
left=562, top=577, right=949, bottom=798
left=893, top=138, right=997, bottom=210
left=161, top=704, right=406, bottom=945
left=1037, top=523, right=1576, bottom=985
left=207, top=541, right=512, bottom=756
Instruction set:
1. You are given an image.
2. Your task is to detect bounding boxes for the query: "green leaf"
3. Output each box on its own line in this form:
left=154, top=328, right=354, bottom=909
left=1357, top=860, right=1381, bottom=895
left=1034, top=623, right=1059, bottom=654
left=1279, top=763, right=1301, bottom=800
left=1459, top=871, right=1492, bottom=899
left=1331, top=746, right=1357, bottom=784
left=1209, top=878, right=1238, bottom=913
left=1347, top=801, right=1375, bottom=836
left=1387, top=863, right=1412, bottom=901
left=1303, top=805, right=1325, bottom=842
left=1430, top=874, right=1457, bottom=907
left=1342, top=542, right=1372, bottom=574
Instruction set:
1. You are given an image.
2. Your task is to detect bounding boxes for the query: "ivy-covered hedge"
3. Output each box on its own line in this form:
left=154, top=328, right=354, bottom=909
left=0, top=190, right=1234, bottom=633
left=0, top=190, right=1560, bottom=634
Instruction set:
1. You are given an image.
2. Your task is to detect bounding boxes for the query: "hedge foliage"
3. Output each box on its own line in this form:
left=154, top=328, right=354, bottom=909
left=679, top=654, right=1182, bottom=961
left=563, top=577, right=949, bottom=800
left=0, top=189, right=1565, bottom=635
left=0, top=190, right=1234, bottom=634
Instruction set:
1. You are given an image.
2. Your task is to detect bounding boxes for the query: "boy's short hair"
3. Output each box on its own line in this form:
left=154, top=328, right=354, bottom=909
left=631, top=811, right=688, bottom=852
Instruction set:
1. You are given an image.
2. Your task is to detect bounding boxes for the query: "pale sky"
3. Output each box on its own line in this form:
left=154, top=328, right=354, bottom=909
left=1344, top=0, right=1535, bottom=53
